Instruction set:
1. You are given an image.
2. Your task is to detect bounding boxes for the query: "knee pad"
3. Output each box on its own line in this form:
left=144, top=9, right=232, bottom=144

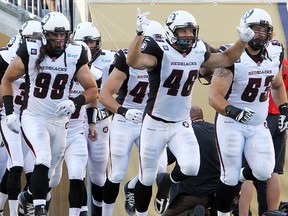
left=109, top=171, right=125, bottom=184
left=49, top=172, right=62, bottom=188
left=90, top=173, right=105, bottom=186
left=179, top=163, right=199, bottom=177
left=251, top=160, right=274, bottom=181
left=221, top=168, right=240, bottom=186
left=140, top=168, right=157, bottom=186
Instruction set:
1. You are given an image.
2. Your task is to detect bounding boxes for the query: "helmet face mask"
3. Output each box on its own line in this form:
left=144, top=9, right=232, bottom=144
left=173, top=27, right=198, bottom=50
left=73, top=22, right=102, bottom=59
left=164, top=11, right=199, bottom=51
left=240, top=8, right=273, bottom=50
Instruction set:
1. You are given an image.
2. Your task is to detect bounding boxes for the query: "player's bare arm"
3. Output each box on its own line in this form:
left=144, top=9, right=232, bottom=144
left=202, top=41, right=245, bottom=69
left=202, top=26, right=254, bottom=69
left=99, top=67, right=127, bottom=113
left=76, top=64, right=98, bottom=104
left=126, top=36, right=157, bottom=70
left=208, top=67, right=233, bottom=115
left=2, top=55, right=25, bottom=96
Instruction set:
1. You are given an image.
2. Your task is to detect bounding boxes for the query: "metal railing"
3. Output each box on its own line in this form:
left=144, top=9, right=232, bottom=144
left=0, top=0, right=71, bottom=20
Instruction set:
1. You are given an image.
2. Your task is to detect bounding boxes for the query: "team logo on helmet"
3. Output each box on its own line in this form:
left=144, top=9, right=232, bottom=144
left=243, top=9, right=254, bottom=23
left=41, top=13, right=51, bottom=26
left=166, top=13, right=176, bottom=27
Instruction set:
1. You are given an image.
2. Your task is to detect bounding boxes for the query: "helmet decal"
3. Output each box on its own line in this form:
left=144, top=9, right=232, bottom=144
left=41, top=13, right=51, bottom=26
left=166, top=13, right=176, bottom=27
left=243, top=9, right=254, bottom=24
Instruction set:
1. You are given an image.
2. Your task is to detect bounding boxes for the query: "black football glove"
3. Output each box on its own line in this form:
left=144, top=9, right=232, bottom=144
left=225, top=105, right=254, bottom=124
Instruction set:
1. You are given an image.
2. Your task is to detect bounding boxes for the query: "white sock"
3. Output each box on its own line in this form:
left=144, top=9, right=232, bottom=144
left=80, top=205, right=88, bottom=212
left=136, top=210, right=148, bottom=216
left=69, top=207, right=80, bottom=216
left=102, top=202, right=115, bottom=216
left=92, top=198, right=102, bottom=207
left=33, top=199, right=46, bottom=207
left=217, top=211, right=230, bottom=216
left=8, top=199, right=18, bottom=216
left=0, top=192, right=8, bottom=210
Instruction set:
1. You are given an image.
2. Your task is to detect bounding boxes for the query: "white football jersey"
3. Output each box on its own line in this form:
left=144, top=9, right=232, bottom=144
left=141, top=37, right=208, bottom=122
left=0, top=46, right=25, bottom=115
left=18, top=39, right=88, bottom=117
left=223, top=40, right=283, bottom=125
left=114, top=49, right=149, bottom=110
left=91, top=49, right=116, bottom=109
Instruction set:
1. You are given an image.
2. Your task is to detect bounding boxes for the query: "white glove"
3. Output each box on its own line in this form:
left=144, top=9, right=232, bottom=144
left=56, top=100, right=76, bottom=117
left=237, top=26, right=255, bottom=43
left=6, top=113, right=20, bottom=134
left=235, top=108, right=255, bottom=124
left=136, top=8, right=150, bottom=33
left=125, top=109, right=143, bottom=124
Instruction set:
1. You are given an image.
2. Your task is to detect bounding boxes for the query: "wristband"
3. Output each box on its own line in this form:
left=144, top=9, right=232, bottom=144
left=71, top=95, right=86, bottom=108
left=225, top=105, right=241, bottom=119
left=86, top=107, right=97, bottom=124
left=3, top=95, right=14, bottom=115
left=116, top=106, right=128, bottom=117
left=136, top=30, right=144, bottom=36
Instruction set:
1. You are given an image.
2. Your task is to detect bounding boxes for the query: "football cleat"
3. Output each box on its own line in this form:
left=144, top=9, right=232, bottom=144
left=123, top=181, right=135, bottom=215
left=34, top=204, right=47, bottom=216
left=18, top=191, right=34, bottom=216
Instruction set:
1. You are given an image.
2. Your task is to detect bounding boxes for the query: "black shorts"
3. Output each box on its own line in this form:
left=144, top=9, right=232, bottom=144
left=267, top=114, right=286, bottom=174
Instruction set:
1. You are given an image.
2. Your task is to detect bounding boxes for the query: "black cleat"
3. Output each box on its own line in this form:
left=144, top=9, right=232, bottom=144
left=18, top=191, right=34, bottom=216
left=34, top=204, right=47, bottom=216
left=123, top=181, right=135, bottom=215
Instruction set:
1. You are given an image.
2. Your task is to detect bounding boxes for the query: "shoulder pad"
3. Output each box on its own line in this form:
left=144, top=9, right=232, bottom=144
left=270, top=40, right=283, bottom=47
left=218, top=44, right=232, bottom=53
left=0, top=47, right=9, bottom=51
